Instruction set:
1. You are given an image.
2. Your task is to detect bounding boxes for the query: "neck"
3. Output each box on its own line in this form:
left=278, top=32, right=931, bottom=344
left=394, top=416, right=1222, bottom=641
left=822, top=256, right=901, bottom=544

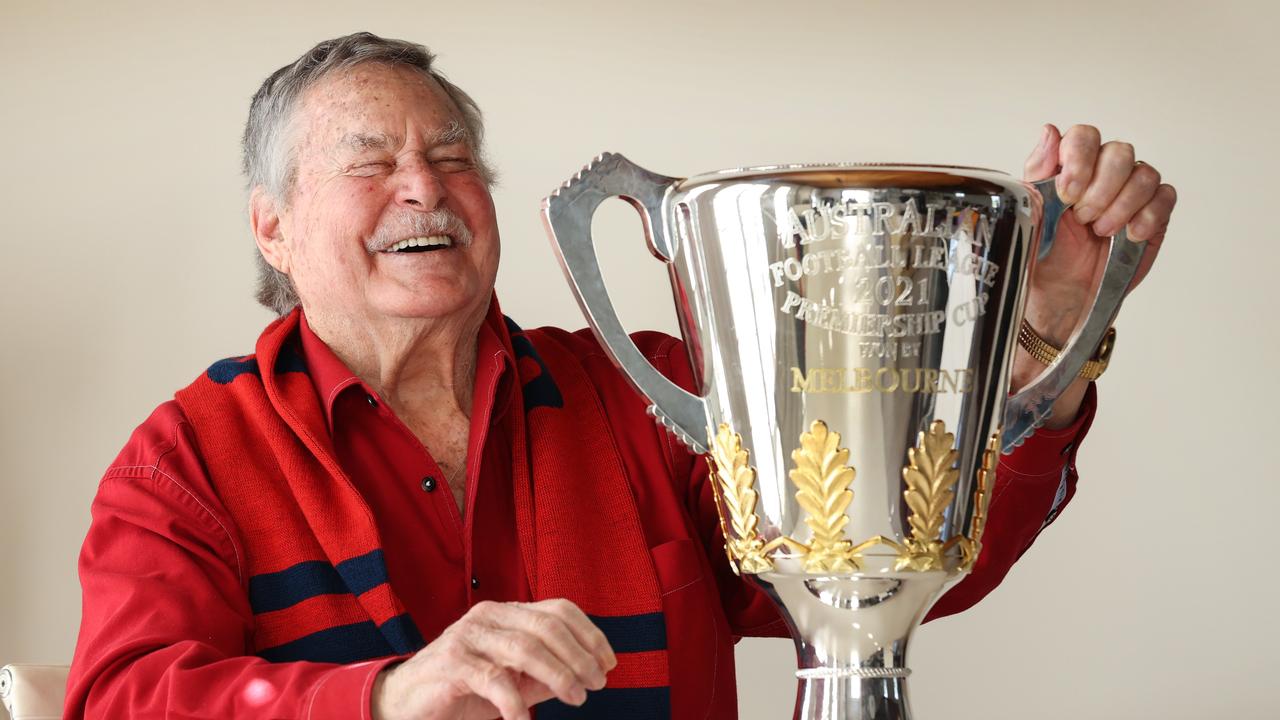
left=302, top=303, right=487, bottom=420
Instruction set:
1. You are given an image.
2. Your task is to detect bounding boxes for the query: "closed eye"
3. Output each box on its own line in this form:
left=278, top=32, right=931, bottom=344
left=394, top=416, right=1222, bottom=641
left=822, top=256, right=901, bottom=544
left=432, top=157, right=474, bottom=172
left=347, top=161, right=393, bottom=176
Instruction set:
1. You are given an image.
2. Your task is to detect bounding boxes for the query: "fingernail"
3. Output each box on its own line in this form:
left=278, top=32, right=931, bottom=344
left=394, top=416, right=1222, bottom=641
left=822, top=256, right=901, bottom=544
left=1074, top=205, right=1096, bottom=223
left=1037, top=125, right=1052, bottom=150
left=1093, top=220, right=1115, bottom=237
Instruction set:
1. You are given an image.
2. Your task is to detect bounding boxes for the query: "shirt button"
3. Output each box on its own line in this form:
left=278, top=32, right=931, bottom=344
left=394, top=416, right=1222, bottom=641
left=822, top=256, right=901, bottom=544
left=421, top=476, right=437, bottom=492
left=470, top=576, right=480, bottom=590
left=365, top=393, right=378, bottom=408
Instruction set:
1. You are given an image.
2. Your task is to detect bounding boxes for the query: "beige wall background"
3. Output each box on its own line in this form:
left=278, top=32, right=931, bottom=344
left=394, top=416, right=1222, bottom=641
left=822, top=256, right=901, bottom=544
left=2, top=0, right=1275, bottom=717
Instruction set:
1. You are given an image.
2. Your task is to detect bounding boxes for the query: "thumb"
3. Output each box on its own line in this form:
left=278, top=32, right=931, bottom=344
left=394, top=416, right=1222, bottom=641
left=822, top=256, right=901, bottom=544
left=1022, top=123, right=1061, bottom=181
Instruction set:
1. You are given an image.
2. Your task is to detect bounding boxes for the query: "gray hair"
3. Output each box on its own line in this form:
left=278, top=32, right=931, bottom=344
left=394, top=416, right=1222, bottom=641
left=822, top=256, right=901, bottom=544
left=242, top=31, right=495, bottom=315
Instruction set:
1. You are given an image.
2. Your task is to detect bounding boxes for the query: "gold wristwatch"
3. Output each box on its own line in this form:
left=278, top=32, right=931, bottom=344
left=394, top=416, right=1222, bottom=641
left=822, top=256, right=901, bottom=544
left=1017, top=320, right=1116, bottom=381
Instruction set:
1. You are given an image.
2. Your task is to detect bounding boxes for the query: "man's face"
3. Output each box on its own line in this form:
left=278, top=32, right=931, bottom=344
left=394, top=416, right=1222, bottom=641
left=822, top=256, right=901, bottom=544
left=270, top=63, right=499, bottom=326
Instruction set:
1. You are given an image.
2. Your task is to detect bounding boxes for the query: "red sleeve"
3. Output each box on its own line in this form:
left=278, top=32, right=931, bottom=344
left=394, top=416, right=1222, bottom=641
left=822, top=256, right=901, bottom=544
left=924, top=382, right=1098, bottom=621
left=65, top=401, right=398, bottom=720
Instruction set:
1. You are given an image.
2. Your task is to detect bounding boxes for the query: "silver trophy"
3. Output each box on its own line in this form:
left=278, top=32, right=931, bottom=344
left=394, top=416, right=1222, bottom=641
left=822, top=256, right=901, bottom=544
left=542, top=154, right=1141, bottom=719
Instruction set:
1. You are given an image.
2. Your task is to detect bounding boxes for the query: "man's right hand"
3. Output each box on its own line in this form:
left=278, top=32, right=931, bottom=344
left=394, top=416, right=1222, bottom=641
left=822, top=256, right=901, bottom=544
left=371, top=599, right=617, bottom=720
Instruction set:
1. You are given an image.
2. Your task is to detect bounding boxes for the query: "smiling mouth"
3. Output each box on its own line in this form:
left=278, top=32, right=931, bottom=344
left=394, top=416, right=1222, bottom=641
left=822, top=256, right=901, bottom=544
left=382, top=235, right=453, bottom=253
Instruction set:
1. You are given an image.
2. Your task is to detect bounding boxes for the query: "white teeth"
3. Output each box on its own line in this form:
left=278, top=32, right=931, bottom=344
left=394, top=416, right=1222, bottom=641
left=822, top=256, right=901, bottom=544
left=385, top=235, right=452, bottom=252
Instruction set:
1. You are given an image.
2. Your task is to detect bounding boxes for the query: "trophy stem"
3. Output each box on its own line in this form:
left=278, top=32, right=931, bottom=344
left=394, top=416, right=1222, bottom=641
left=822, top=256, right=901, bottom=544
left=763, top=573, right=945, bottom=720
left=793, top=672, right=912, bottom=720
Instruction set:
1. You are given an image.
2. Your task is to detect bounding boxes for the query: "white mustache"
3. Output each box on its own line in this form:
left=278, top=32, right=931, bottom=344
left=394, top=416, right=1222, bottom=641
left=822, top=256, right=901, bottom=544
left=367, top=210, right=472, bottom=252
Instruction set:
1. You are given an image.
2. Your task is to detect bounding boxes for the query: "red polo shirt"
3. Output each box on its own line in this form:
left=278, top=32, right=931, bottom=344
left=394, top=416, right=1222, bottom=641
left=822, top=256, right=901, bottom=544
left=297, top=313, right=532, bottom=643
left=66, top=303, right=1096, bottom=719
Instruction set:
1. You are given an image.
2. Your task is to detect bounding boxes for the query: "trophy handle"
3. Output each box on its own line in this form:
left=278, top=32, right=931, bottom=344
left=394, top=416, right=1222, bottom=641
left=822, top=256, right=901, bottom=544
left=1001, top=177, right=1147, bottom=452
left=541, top=152, right=713, bottom=453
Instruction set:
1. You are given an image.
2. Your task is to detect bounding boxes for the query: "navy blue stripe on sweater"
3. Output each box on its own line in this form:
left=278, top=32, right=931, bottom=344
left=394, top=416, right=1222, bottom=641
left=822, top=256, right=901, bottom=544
left=206, top=341, right=307, bottom=385
left=503, top=317, right=564, bottom=411
left=537, top=687, right=671, bottom=719
left=257, top=612, right=426, bottom=664
left=380, top=612, right=427, bottom=654
left=588, top=613, right=667, bottom=653
left=248, top=550, right=389, bottom=614
left=258, top=618, right=394, bottom=664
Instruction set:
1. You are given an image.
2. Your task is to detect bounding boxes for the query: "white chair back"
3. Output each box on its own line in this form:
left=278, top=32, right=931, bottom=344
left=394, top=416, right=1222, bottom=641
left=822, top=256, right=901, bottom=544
left=0, top=664, right=69, bottom=720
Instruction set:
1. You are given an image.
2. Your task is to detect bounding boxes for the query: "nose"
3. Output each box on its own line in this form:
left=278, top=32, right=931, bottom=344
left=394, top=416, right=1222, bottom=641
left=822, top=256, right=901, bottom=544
left=394, top=157, right=447, bottom=210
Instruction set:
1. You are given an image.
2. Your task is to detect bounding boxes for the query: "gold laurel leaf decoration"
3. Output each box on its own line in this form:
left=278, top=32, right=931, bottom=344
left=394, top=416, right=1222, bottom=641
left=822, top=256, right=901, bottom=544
left=790, top=420, right=859, bottom=572
left=961, top=430, right=1001, bottom=570
left=709, top=425, right=774, bottom=574
left=704, top=457, right=741, bottom=574
left=896, top=420, right=961, bottom=572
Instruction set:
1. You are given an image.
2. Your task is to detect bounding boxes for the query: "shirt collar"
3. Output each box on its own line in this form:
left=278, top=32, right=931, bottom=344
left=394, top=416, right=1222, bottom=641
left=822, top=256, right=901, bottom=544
left=297, top=298, right=517, bottom=434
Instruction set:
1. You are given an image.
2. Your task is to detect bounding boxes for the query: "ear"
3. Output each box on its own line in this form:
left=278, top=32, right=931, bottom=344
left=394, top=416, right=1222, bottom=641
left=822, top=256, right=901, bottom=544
left=250, top=186, right=290, bottom=274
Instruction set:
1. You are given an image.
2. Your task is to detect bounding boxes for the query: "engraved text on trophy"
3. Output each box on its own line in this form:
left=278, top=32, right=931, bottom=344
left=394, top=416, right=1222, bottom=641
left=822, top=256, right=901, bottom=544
left=772, top=197, right=999, bottom=381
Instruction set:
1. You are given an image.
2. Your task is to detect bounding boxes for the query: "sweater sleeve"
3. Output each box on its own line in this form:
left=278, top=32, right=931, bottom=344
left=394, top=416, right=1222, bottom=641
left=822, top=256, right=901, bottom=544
left=65, top=401, right=397, bottom=720
left=924, top=382, right=1098, bottom=621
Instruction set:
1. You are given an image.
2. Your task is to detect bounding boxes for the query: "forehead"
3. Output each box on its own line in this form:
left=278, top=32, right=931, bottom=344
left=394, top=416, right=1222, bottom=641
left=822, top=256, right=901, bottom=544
left=295, top=63, right=462, bottom=142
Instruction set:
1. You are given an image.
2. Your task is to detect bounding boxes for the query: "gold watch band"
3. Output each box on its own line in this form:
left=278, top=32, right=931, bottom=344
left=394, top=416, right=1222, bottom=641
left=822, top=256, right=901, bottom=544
left=1017, top=320, right=1115, bottom=381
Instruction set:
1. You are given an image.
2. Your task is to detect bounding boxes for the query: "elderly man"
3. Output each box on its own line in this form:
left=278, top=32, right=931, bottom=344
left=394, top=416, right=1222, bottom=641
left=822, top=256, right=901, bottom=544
left=65, top=32, right=1175, bottom=720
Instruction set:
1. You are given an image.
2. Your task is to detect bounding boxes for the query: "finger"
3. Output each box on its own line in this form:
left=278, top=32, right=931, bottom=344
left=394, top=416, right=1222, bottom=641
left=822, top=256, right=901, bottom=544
left=1073, top=140, right=1134, bottom=225
left=1055, top=124, right=1101, bottom=205
left=1128, top=184, right=1176, bottom=291
left=1092, top=161, right=1161, bottom=237
left=472, top=628, right=589, bottom=706
left=1022, top=123, right=1062, bottom=182
left=490, top=602, right=610, bottom=688
left=1128, top=182, right=1177, bottom=243
left=513, top=673, right=560, bottom=708
left=531, top=599, right=617, bottom=672
left=461, top=659, right=532, bottom=720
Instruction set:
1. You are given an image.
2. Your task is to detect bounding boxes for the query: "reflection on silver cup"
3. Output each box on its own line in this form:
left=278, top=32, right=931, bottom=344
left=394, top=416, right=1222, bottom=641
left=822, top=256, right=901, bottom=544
left=543, top=154, right=1142, bottom=719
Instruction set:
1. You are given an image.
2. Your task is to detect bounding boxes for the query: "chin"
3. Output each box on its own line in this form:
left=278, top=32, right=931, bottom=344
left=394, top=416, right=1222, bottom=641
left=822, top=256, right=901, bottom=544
left=371, top=292, right=484, bottom=322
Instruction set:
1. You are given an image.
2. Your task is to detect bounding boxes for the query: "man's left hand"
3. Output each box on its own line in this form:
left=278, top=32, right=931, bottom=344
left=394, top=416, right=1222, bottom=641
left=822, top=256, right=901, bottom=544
left=1014, top=123, right=1177, bottom=428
